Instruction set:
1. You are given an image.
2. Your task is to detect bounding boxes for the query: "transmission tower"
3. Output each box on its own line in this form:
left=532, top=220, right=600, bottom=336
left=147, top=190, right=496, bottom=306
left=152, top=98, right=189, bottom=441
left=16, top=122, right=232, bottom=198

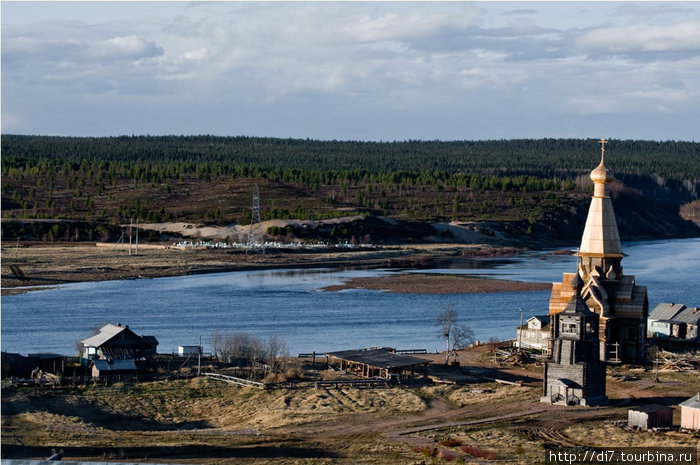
left=247, top=184, right=264, bottom=253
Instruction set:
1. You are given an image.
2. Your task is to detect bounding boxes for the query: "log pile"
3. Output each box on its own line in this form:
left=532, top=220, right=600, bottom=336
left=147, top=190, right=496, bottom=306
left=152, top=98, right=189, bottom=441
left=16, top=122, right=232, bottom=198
left=656, top=350, right=700, bottom=372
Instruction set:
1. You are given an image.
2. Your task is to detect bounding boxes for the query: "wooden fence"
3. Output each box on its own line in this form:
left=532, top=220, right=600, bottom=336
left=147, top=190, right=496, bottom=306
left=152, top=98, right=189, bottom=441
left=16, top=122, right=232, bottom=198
left=204, top=372, right=265, bottom=390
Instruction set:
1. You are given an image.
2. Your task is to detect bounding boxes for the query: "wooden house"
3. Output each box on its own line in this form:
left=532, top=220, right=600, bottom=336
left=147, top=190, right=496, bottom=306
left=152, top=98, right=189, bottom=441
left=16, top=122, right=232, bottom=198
left=325, top=348, right=429, bottom=380
left=627, top=405, right=673, bottom=430
left=680, top=393, right=700, bottom=430
left=648, top=303, right=700, bottom=342
left=80, top=323, right=158, bottom=361
left=515, top=315, right=550, bottom=352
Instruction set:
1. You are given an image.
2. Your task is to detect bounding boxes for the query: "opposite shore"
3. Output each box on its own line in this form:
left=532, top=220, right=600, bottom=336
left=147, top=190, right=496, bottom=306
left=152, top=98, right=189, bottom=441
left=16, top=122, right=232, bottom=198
left=2, top=242, right=552, bottom=296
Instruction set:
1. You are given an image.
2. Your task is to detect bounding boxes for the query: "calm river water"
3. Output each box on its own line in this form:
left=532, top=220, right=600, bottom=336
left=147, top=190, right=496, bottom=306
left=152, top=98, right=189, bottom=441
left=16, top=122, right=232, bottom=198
left=2, top=238, right=698, bottom=356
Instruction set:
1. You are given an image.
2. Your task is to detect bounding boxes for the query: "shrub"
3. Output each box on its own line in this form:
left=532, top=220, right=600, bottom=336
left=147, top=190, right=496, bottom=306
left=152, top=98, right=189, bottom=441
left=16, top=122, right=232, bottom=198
left=440, top=438, right=463, bottom=447
left=438, top=449, right=458, bottom=461
left=460, top=446, right=498, bottom=460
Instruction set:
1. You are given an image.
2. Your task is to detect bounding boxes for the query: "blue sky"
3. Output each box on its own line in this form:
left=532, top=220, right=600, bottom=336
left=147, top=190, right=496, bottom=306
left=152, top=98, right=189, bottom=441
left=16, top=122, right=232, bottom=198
left=2, top=1, right=700, bottom=141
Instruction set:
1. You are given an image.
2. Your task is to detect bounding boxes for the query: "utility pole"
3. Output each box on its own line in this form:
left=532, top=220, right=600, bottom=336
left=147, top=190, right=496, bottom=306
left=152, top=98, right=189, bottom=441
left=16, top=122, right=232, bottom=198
left=128, top=218, right=133, bottom=256
left=247, top=184, right=264, bottom=254
left=518, top=307, right=524, bottom=353
left=198, top=335, right=202, bottom=376
left=135, top=218, right=139, bottom=255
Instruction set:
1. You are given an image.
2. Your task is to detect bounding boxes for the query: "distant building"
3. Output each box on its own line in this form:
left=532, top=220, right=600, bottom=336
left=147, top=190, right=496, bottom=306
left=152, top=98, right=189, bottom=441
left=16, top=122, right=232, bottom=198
left=516, top=316, right=550, bottom=352
left=549, top=142, right=648, bottom=363
left=91, top=359, right=138, bottom=381
left=80, top=323, right=158, bottom=380
left=325, top=347, right=429, bottom=380
left=80, top=323, right=158, bottom=361
left=679, top=393, right=700, bottom=430
left=628, top=405, right=673, bottom=430
left=648, top=303, right=700, bottom=341
left=178, top=345, right=202, bottom=357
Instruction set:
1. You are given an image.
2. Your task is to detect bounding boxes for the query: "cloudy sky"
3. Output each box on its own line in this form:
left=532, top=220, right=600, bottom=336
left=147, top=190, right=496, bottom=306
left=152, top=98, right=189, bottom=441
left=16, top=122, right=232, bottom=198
left=2, top=1, right=700, bottom=141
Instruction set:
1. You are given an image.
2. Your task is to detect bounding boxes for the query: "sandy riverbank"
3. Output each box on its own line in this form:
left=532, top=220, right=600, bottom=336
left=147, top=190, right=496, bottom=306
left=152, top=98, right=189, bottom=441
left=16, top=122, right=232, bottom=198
left=1, top=242, right=532, bottom=295
left=321, top=273, right=551, bottom=294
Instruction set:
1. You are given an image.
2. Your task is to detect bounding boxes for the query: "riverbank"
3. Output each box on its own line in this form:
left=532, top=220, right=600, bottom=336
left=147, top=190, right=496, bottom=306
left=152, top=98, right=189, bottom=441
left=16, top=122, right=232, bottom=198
left=1, top=242, right=530, bottom=295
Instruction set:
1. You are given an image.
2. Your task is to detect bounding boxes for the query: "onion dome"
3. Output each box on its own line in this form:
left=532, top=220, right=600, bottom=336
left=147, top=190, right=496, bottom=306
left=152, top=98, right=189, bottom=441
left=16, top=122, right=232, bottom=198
left=590, top=157, right=613, bottom=184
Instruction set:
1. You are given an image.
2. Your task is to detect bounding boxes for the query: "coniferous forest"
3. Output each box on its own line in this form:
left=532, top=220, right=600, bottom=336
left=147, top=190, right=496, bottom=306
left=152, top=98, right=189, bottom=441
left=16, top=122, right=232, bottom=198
left=2, top=135, right=699, bottom=245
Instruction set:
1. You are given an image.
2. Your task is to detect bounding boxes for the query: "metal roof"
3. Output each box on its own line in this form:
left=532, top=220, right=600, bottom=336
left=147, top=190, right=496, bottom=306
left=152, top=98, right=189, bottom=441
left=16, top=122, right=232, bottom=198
left=80, top=324, right=128, bottom=347
left=673, top=307, right=700, bottom=325
left=680, top=394, right=700, bottom=410
left=326, top=348, right=429, bottom=370
left=649, top=303, right=700, bottom=325
left=92, top=359, right=137, bottom=372
left=649, top=303, right=686, bottom=321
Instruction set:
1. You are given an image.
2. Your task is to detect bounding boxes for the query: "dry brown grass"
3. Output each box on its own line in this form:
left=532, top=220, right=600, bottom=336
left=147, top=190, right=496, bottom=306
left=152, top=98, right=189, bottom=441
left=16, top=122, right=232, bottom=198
left=3, top=358, right=699, bottom=464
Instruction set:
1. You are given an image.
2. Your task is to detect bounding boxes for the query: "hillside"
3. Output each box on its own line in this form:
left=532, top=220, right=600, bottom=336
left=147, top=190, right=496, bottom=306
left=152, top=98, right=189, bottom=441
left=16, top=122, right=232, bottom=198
left=2, top=135, right=698, bottom=246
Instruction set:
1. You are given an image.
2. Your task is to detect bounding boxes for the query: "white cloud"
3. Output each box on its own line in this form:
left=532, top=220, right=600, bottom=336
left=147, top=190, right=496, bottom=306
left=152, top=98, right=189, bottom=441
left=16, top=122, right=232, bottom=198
left=576, top=21, right=700, bottom=56
left=1, top=2, right=699, bottom=140
left=89, top=35, right=163, bottom=60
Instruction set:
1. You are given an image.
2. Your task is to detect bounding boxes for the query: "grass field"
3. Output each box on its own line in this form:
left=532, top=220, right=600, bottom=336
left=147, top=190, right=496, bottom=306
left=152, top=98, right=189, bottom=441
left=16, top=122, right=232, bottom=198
left=3, top=347, right=698, bottom=464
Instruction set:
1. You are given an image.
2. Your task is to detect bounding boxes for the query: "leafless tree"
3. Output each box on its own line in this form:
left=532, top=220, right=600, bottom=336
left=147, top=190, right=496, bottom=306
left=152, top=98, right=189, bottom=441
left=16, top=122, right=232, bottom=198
left=436, top=304, right=474, bottom=364
left=266, top=335, right=288, bottom=373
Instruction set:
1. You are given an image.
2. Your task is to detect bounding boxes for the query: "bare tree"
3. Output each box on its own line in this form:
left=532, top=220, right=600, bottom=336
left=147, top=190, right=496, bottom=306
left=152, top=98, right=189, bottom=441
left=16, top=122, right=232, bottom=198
left=436, top=304, right=474, bottom=365
left=266, top=335, right=288, bottom=373
left=211, top=332, right=224, bottom=360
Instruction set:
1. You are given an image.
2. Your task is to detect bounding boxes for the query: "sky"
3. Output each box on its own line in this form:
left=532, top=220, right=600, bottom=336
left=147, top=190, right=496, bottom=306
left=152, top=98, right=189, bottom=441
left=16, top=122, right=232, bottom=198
left=2, top=1, right=700, bottom=141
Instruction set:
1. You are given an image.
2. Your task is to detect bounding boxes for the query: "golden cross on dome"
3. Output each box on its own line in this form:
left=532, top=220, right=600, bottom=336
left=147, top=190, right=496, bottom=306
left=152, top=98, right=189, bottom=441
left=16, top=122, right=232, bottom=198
left=599, top=138, right=607, bottom=160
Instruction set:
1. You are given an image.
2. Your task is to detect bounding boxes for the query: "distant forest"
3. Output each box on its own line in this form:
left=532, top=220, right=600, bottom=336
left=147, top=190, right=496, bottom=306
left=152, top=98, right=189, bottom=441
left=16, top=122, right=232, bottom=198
left=3, top=135, right=699, bottom=179
left=2, top=135, right=698, bottom=243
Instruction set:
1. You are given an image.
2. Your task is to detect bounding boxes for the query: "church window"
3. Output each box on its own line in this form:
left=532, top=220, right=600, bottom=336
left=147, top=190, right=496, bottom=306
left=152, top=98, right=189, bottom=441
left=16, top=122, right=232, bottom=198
left=562, top=323, right=577, bottom=334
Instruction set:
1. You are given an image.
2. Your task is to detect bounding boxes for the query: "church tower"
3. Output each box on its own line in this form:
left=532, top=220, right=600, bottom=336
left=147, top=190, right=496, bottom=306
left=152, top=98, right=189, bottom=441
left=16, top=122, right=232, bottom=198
left=542, top=275, right=608, bottom=406
left=548, top=140, right=648, bottom=363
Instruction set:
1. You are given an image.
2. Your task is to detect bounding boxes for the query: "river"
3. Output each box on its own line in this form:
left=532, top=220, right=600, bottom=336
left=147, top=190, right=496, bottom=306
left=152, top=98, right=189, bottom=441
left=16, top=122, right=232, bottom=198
left=1, top=238, right=698, bottom=356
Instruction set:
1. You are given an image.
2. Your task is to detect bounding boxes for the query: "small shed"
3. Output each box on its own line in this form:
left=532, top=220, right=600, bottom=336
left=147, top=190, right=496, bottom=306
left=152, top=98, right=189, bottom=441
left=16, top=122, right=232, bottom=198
left=91, top=359, right=138, bottom=381
left=178, top=345, right=201, bottom=357
left=325, top=348, right=429, bottom=379
left=628, top=405, right=673, bottom=430
left=680, top=393, right=700, bottom=430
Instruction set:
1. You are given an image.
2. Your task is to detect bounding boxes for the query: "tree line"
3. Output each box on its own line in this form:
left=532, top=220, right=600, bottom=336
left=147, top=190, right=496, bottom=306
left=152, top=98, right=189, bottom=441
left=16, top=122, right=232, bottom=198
left=3, top=134, right=698, bottom=181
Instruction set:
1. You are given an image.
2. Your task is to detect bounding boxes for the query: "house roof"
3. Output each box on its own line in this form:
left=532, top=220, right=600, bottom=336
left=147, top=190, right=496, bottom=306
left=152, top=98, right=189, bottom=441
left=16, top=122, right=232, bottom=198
left=81, top=323, right=157, bottom=348
left=673, top=307, right=700, bottom=325
left=81, top=324, right=128, bottom=347
left=629, top=404, right=673, bottom=413
left=649, top=303, right=700, bottom=325
left=679, top=394, right=700, bottom=410
left=142, top=335, right=159, bottom=348
left=520, top=315, right=550, bottom=329
left=92, top=359, right=137, bottom=372
left=326, top=348, right=429, bottom=370
left=649, top=303, right=686, bottom=321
